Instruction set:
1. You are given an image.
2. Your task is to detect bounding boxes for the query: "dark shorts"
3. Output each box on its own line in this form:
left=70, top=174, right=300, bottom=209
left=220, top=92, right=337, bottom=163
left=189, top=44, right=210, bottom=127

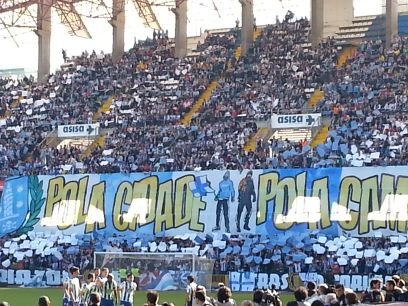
left=101, top=298, right=115, bottom=306
left=120, top=301, right=132, bottom=306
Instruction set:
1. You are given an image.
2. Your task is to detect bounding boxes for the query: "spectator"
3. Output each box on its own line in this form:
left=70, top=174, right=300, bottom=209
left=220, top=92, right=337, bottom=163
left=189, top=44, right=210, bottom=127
left=385, top=279, right=403, bottom=302
left=216, top=287, right=236, bottom=306
left=288, top=287, right=311, bottom=306
left=252, top=289, right=264, bottom=306
left=399, top=279, right=407, bottom=292
left=334, top=284, right=346, bottom=306
left=241, top=301, right=253, bottom=306
left=89, top=292, right=101, bottom=306
left=361, top=279, right=384, bottom=303
left=306, top=282, right=318, bottom=299
left=196, top=291, right=212, bottom=306
left=197, top=285, right=217, bottom=306
left=310, top=301, right=324, bottom=306
left=345, top=292, right=359, bottom=306
left=147, top=290, right=160, bottom=306
left=38, top=296, right=51, bottom=306
left=324, top=293, right=337, bottom=306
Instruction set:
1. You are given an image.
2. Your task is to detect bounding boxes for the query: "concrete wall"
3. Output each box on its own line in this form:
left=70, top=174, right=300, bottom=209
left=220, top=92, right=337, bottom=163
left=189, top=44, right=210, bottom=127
left=311, top=0, right=354, bottom=45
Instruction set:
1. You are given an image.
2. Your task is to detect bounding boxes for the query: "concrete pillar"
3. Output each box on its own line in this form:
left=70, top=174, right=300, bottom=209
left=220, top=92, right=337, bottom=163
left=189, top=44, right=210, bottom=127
left=111, top=0, right=125, bottom=63
left=174, top=0, right=187, bottom=58
left=310, top=0, right=354, bottom=47
left=240, top=0, right=253, bottom=56
left=386, top=0, right=398, bottom=47
left=36, top=0, right=52, bottom=82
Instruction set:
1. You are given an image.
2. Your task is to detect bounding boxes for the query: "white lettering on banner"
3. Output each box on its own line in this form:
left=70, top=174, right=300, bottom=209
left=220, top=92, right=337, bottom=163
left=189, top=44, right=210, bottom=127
left=0, top=269, right=50, bottom=285
left=230, top=272, right=295, bottom=291
left=230, top=272, right=393, bottom=292
left=271, top=113, right=321, bottom=129
left=57, top=123, right=99, bottom=138
left=0, top=269, right=118, bottom=286
left=334, top=274, right=393, bottom=292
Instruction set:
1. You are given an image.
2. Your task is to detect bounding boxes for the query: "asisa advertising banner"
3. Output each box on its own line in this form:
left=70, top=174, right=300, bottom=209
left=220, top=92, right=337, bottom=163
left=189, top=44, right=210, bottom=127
left=0, top=166, right=408, bottom=238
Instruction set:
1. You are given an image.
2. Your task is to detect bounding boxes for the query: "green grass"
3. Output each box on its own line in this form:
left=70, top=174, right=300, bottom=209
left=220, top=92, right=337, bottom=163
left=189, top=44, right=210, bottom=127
left=0, top=288, right=293, bottom=306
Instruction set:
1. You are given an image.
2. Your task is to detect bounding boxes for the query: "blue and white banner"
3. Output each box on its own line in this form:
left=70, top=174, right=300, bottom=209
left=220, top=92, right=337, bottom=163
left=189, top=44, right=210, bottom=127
left=0, top=167, right=407, bottom=237
left=229, top=271, right=395, bottom=292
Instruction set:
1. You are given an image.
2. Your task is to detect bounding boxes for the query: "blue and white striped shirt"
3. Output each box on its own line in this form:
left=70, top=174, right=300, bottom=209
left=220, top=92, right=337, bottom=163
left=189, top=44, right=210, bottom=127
left=102, top=280, right=118, bottom=300
left=120, top=281, right=137, bottom=303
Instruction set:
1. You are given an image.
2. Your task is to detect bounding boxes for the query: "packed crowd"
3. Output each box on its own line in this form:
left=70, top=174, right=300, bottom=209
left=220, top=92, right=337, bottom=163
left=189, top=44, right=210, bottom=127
left=0, top=30, right=233, bottom=175
left=3, top=230, right=408, bottom=282
left=313, top=37, right=408, bottom=168
left=257, top=36, right=408, bottom=169
left=1, top=12, right=406, bottom=175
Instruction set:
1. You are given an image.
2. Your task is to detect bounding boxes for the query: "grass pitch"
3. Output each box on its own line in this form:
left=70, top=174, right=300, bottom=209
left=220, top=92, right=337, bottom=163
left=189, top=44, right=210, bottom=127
left=0, top=288, right=293, bottom=306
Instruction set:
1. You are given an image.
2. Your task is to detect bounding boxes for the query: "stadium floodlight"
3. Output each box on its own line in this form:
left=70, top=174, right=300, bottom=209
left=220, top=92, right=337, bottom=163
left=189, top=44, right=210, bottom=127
left=94, top=252, right=215, bottom=291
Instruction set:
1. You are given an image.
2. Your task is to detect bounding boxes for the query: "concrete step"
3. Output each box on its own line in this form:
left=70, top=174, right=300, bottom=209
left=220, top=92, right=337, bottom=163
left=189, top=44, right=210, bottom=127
left=243, top=127, right=271, bottom=152
left=307, top=89, right=325, bottom=108
left=337, top=46, right=357, bottom=68
left=80, top=134, right=106, bottom=160
left=93, top=97, right=113, bottom=122
left=311, top=125, right=329, bottom=148
left=179, top=80, right=219, bottom=126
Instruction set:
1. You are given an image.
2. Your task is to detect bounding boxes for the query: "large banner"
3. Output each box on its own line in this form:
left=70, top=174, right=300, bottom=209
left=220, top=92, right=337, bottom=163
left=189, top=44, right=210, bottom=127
left=229, top=271, right=395, bottom=292
left=0, top=167, right=408, bottom=237
left=0, top=268, right=190, bottom=290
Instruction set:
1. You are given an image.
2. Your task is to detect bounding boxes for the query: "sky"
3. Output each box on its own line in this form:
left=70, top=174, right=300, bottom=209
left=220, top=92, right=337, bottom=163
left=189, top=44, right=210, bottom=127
left=0, top=0, right=384, bottom=74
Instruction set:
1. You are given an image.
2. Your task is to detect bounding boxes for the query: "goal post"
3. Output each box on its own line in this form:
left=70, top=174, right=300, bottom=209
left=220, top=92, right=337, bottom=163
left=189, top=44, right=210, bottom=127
left=94, top=252, right=215, bottom=291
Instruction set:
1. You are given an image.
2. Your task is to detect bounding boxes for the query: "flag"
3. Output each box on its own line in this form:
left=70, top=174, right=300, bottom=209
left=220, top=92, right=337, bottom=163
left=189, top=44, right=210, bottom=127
left=188, top=176, right=214, bottom=197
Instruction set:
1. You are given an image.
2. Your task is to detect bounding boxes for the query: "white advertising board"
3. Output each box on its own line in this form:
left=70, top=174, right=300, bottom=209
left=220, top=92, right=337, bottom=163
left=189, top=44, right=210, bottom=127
left=57, top=123, right=99, bottom=138
left=271, top=113, right=321, bottom=129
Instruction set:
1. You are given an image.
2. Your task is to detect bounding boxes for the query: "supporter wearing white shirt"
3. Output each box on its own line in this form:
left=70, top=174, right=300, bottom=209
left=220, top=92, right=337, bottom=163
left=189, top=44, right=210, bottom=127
left=67, top=266, right=81, bottom=306
left=186, top=275, right=198, bottom=306
left=119, top=274, right=137, bottom=306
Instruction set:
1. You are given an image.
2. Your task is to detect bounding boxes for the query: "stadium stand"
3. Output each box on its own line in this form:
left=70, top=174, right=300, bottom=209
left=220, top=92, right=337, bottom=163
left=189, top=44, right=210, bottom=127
left=2, top=16, right=406, bottom=176
left=1, top=14, right=408, bottom=299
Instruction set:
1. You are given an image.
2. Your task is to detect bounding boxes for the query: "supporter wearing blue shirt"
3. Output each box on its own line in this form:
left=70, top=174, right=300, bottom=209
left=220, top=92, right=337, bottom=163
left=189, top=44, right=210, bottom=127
left=213, top=171, right=235, bottom=233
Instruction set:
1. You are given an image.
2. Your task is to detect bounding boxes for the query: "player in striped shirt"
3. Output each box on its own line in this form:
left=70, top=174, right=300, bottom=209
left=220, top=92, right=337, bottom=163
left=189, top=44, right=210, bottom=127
left=67, top=266, right=81, bottom=306
left=62, top=273, right=70, bottom=306
left=119, top=274, right=137, bottom=306
left=98, top=273, right=118, bottom=306
left=96, top=267, right=109, bottom=296
left=80, top=273, right=96, bottom=306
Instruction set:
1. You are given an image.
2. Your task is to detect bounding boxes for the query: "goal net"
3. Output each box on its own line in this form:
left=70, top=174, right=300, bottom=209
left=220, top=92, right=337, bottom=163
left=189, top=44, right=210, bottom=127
left=94, top=252, right=215, bottom=291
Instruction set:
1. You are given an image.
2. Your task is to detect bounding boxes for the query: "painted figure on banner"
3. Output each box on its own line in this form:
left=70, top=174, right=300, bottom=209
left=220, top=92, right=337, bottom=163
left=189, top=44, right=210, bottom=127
left=236, top=170, right=256, bottom=232
left=213, top=171, right=235, bottom=233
